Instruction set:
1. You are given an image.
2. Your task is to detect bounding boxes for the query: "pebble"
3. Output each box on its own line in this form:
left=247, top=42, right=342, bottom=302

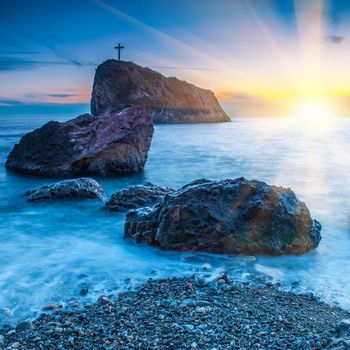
left=15, top=321, right=33, bottom=332
left=338, top=319, right=350, bottom=334
left=183, top=324, right=195, bottom=331
left=97, top=296, right=112, bottom=305
left=42, top=305, right=58, bottom=311
left=195, top=277, right=207, bottom=287
left=79, top=288, right=89, bottom=296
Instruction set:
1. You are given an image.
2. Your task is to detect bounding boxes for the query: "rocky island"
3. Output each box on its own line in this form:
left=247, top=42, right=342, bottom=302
left=91, top=60, right=230, bottom=124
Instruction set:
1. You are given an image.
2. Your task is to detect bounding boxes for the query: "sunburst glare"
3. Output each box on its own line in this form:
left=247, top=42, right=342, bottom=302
left=291, top=97, right=336, bottom=132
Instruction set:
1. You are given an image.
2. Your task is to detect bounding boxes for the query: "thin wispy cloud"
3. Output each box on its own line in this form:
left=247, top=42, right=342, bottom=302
left=22, top=91, right=88, bottom=103
left=0, top=51, right=46, bottom=55
left=0, top=99, right=24, bottom=106
left=24, top=92, right=79, bottom=99
left=47, top=93, right=79, bottom=98
left=0, top=57, right=96, bottom=72
left=325, top=35, right=344, bottom=44
left=0, top=34, right=98, bottom=72
left=148, top=66, right=215, bottom=71
left=24, top=33, right=84, bottom=67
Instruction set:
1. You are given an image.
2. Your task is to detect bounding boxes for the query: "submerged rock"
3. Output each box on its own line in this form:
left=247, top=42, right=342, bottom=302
left=124, top=178, right=322, bottom=256
left=91, top=60, right=230, bottom=124
left=25, top=178, right=106, bottom=201
left=6, top=106, right=154, bottom=177
left=106, top=183, right=174, bottom=211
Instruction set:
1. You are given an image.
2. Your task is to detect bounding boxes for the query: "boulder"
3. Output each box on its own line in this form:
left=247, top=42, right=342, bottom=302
left=6, top=106, right=154, bottom=177
left=106, top=182, right=174, bottom=211
left=91, top=60, right=230, bottom=124
left=25, top=178, right=106, bottom=201
left=124, top=178, right=322, bottom=256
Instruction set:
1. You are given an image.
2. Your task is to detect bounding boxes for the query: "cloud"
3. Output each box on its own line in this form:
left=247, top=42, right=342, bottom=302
left=0, top=34, right=98, bottom=72
left=24, top=92, right=79, bottom=99
left=0, top=99, right=24, bottom=106
left=325, top=35, right=344, bottom=44
left=0, top=101, right=90, bottom=117
left=24, top=33, right=84, bottom=67
left=0, top=57, right=38, bottom=71
left=147, top=65, right=215, bottom=71
left=0, top=56, right=96, bottom=72
left=21, top=92, right=88, bottom=104
left=0, top=89, right=89, bottom=109
left=217, top=91, right=263, bottom=102
left=0, top=51, right=46, bottom=55
left=47, top=93, right=79, bottom=98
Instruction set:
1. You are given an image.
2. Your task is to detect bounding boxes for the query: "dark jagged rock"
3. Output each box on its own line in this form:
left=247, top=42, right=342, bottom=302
left=25, top=178, right=106, bottom=202
left=91, top=60, right=230, bottom=124
left=106, top=183, right=174, bottom=211
left=6, top=106, right=154, bottom=177
left=125, top=178, right=322, bottom=256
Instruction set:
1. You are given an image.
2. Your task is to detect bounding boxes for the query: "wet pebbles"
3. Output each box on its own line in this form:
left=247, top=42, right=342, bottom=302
left=1, top=276, right=349, bottom=349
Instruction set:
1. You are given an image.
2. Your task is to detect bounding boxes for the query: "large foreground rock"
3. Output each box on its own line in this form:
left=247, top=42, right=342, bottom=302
left=106, top=183, right=174, bottom=211
left=125, top=178, right=322, bottom=256
left=6, top=106, right=154, bottom=177
left=25, top=178, right=106, bottom=202
left=91, top=60, right=230, bottom=124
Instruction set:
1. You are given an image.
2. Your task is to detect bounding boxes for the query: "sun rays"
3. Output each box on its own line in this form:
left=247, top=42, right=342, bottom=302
left=92, top=0, right=350, bottom=118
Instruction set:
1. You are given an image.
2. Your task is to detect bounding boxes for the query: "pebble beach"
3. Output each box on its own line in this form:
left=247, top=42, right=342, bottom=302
left=1, top=276, right=349, bottom=350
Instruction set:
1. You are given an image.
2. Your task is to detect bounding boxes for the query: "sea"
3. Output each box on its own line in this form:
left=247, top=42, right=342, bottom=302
left=1, top=115, right=350, bottom=325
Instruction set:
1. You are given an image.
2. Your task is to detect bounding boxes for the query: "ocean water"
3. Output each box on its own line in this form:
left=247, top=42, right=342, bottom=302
left=0, top=116, right=350, bottom=325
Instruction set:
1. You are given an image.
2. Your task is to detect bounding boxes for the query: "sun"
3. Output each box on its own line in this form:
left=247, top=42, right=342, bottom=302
left=290, top=97, right=337, bottom=133
left=287, top=97, right=339, bottom=134
left=294, top=98, right=333, bottom=121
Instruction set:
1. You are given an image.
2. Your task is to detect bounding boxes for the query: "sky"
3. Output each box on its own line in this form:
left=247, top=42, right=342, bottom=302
left=1, top=0, right=350, bottom=117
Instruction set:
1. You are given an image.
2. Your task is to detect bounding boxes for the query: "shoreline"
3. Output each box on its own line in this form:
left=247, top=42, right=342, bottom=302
left=1, top=276, right=349, bottom=349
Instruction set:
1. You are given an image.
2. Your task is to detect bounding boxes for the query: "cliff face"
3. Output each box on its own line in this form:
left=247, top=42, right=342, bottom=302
left=91, top=60, right=230, bottom=124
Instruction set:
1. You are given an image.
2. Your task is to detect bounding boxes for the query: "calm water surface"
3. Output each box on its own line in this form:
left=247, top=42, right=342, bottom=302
left=0, top=116, right=349, bottom=324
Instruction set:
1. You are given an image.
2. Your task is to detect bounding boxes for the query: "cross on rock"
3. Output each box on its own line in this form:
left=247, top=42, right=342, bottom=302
left=115, top=43, right=124, bottom=61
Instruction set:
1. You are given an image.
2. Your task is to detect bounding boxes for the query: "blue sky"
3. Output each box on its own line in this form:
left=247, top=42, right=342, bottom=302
left=1, top=0, right=350, bottom=117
